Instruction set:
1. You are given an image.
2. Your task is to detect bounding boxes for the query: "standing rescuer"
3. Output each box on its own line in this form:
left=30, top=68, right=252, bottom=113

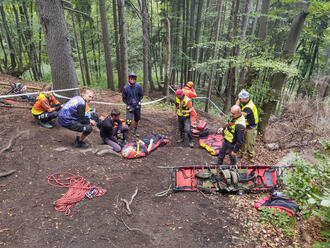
left=175, top=89, right=194, bottom=148
left=182, top=81, right=198, bottom=127
left=211, top=105, right=246, bottom=165
left=236, top=89, right=259, bottom=164
left=122, top=72, right=143, bottom=137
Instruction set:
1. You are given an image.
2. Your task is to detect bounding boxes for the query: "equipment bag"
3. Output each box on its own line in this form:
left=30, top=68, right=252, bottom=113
left=192, top=128, right=209, bottom=137
left=255, top=194, right=299, bottom=217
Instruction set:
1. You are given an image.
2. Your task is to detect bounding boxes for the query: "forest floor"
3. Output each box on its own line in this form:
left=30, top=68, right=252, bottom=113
left=0, top=74, right=324, bottom=248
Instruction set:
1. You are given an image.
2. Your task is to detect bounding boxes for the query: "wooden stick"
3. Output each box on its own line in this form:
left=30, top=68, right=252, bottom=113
left=0, top=169, right=16, bottom=177
left=120, top=187, right=138, bottom=215
left=120, top=216, right=143, bottom=232
left=0, top=130, right=29, bottom=154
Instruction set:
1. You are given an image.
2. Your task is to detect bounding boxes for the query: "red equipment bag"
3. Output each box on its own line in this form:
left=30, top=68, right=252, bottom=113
left=196, top=120, right=207, bottom=130
left=199, top=134, right=224, bottom=155
left=255, top=194, right=299, bottom=216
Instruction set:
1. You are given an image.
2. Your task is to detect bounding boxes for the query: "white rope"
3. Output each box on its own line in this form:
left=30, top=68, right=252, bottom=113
left=53, top=92, right=167, bottom=106
left=0, top=87, right=79, bottom=99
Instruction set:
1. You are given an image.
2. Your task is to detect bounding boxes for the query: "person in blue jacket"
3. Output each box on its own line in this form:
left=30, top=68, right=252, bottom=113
left=122, top=72, right=143, bottom=137
left=58, top=89, right=96, bottom=148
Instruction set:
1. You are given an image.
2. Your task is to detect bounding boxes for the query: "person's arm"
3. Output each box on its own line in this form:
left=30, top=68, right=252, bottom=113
left=138, top=85, right=143, bottom=104
left=242, top=107, right=252, bottom=120
left=232, top=124, right=245, bottom=155
left=147, top=139, right=154, bottom=152
left=76, top=104, right=91, bottom=124
left=50, top=94, right=60, bottom=106
left=40, top=99, right=56, bottom=112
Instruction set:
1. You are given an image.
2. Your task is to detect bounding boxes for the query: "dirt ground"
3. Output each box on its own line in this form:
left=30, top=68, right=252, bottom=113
left=0, top=75, right=323, bottom=247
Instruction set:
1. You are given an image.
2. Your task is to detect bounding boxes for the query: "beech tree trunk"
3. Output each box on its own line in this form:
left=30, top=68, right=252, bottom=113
left=260, top=10, right=309, bottom=133
left=99, top=0, right=115, bottom=90
left=36, top=0, right=79, bottom=97
left=117, top=0, right=128, bottom=90
left=258, top=0, right=270, bottom=40
left=141, top=0, right=149, bottom=95
left=164, top=18, right=171, bottom=101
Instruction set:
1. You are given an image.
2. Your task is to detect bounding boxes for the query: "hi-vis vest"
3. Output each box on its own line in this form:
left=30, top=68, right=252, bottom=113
left=241, top=100, right=259, bottom=126
left=224, top=115, right=246, bottom=143
left=176, top=96, right=190, bottom=117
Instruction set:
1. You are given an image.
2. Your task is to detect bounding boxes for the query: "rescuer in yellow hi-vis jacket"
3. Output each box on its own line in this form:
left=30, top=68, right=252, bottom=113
left=236, top=89, right=259, bottom=164
left=175, top=89, right=194, bottom=148
left=210, top=105, right=246, bottom=165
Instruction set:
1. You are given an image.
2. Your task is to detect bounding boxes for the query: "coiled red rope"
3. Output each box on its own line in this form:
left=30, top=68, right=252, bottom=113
left=47, top=172, right=107, bottom=215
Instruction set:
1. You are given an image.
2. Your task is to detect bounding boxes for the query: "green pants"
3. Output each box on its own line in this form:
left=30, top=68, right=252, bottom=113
left=241, top=126, right=257, bottom=164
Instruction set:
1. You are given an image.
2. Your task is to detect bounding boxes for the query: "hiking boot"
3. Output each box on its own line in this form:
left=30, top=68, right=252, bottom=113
left=40, top=121, right=53, bottom=129
left=79, top=140, right=89, bottom=148
left=209, top=160, right=220, bottom=165
left=176, top=138, right=184, bottom=143
left=133, top=128, right=140, bottom=137
left=74, top=138, right=82, bottom=148
left=189, top=141, right=194, bottom=148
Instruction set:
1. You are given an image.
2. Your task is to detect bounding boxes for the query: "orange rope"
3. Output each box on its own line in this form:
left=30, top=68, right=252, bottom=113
left=47, top=172, right=107, bottom=215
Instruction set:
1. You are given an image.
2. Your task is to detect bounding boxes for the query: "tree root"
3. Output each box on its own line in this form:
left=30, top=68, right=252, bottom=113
left=0, top=169, right=16, bottom=177
left=120, top=187, right=138, bottom=215
left=0, top=130, right=29, bottom=154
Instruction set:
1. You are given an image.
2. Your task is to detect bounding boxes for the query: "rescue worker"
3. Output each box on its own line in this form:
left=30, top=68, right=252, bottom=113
left=236, top=89, right=259, bottom=164
left=182, top=81, right=198, bottom=127
left=211, top=105, right=245, bottom=165
left=58, top=89, right=96, bottom=148
left=31, top=84, right=62, bottom=128
left=122, top=72, right=144, bottom=137
left=99, top=109, right=129, bottom=153
left=175, top=89, right=194, bottom=148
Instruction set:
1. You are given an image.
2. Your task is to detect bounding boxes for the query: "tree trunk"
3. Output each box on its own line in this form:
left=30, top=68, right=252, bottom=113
left=187, top=0, right=196, bottom=80
left=251, top=0, right=261, bottom=37
left=192, top=0, right=204, bottom=82
left=36, top=0, right=79, bottom=97
left=113, top=0, right=121, bottom=89
left=205, top=0, right=223, bottom=112
left=224, top=0, right=240, bottom=113
left=117, top=0, right=128, bottom=90
left=0, top=5, right=17, bottom=71
left=77, top=16, right=91, bottom=86
left=258, top=0, right=270, bottom=40
left=260, top=10, right=309, bottom=133
left=164, top=18, right=171, bottom=101
left=12, top=4, right=23, bottom=72
left=71, top=14, right=85, bottom=86
left=99, top=0, right=115, bottom=90
left=141, top=0, right=150, bottom=95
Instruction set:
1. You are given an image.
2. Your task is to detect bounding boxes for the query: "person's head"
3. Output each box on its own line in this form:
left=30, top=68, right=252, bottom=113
left=81, top=89, right=94, bottom=103
left=230, top=105, right=241, bottom=118
left=238, top=89, right=250, bottom=103
left=128, top=72, right=137, bottom=85
left=42, top=84, right=52, bottom=97
left=122, top=146, right=135, bottom=157
left=175, top=89, right=185, bottom=99
left=110, top=108, right=121, bottom=121
left=186, top=81, right=194, bottom=88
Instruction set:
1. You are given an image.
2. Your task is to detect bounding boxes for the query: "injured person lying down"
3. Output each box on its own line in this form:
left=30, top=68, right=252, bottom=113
left=121, top=134, right=169, bottom=158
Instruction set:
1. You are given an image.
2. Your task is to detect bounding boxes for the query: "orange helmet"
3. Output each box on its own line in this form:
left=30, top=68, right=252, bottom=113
left=186, top=81, right=194, bottom=88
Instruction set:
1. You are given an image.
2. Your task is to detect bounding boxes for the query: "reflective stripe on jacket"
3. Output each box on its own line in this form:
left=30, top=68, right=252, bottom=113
left=241, top=100, right=259, bottom=126
left=224, top=115, right=246, bottom=143
left=176, top=96, right=191, bottom=117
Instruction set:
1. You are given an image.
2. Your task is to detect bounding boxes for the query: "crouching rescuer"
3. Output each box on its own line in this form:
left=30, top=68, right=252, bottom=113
left=99, top=109, right=129, bottom=152
left=31, top=84, right=63, bottom=129
left=211, top=105, right=245, bottom=165
left=175, top=89, right=194, bottom=148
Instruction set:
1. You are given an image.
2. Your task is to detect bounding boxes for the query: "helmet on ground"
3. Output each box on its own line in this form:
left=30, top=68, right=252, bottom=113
left=238, top=89, right=250, bottom=99
left=175, top=89, right=184, bottom=96
left=186, top=81, right=194, bottom=88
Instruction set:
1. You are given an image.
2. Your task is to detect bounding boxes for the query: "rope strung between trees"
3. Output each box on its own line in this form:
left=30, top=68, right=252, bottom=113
left=47, top=172, right=107, bottom=215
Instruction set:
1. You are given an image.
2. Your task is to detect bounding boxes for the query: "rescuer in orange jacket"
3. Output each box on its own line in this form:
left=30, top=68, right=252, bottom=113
left=182, top=81, right=197, bottom=127
left=31, top=84, right=63, bottom=128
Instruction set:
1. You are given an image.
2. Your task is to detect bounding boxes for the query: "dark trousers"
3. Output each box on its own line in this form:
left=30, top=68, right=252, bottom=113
left=33, top=111, right=59, bottom=123
left=217, top=141, right=237, bottom=165
left=178, top=116, right=192, bottom=141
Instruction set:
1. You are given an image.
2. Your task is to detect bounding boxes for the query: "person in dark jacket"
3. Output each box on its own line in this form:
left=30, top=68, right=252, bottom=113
left=211, top=105, right=246, bottom=165
left=58, top=89, right=96, bottom=148
left=122, top=72, right=143, bottom=137
left=99, top=109, right=129, bottom=152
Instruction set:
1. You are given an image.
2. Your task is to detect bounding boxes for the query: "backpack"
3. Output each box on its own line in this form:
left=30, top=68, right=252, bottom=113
left=254, top=194, right=299, bottom=216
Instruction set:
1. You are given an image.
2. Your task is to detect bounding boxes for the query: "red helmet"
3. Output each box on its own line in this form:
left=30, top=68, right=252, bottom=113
left=175, top=89, right=184, bottom=96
